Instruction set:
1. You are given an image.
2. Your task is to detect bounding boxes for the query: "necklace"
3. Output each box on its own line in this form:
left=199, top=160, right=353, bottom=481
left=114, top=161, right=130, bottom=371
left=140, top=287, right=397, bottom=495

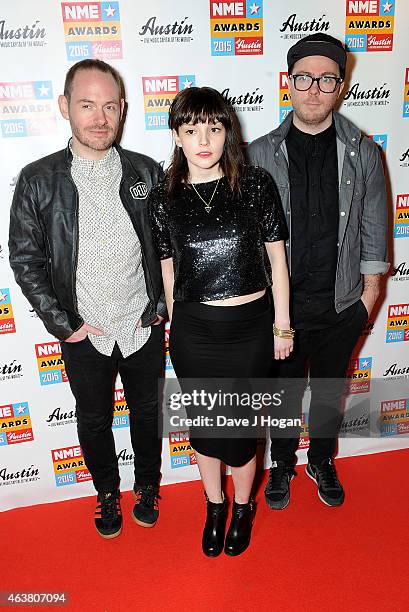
left=190, top=178, right=220, bottom=213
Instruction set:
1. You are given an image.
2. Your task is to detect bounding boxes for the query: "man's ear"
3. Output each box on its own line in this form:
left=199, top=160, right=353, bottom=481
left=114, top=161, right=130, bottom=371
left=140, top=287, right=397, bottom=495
left=338, top=81, right=345, bottom=99
left=120, top=98, right=125, bottom=120
left=173, top=128, right=182, bottom=148
left=58, top=95, right=70, bottom=120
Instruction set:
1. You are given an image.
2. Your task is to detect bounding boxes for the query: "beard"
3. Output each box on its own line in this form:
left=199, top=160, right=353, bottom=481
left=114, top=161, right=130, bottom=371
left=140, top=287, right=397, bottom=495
left=293, top=102, right=333, bottom=126
left=71, top=123, right=117, bottom=152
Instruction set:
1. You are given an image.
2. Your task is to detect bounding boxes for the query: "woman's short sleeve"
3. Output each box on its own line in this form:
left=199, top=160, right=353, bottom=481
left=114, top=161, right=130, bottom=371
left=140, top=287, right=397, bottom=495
left=258, top=168, right=289, bottom=242
left=148, top=186, right=172, bottom=259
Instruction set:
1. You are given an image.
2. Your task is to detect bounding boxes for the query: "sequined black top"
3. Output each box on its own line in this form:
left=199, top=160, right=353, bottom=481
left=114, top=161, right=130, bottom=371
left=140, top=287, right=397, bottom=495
left=148, top=165, right=288, bottom=302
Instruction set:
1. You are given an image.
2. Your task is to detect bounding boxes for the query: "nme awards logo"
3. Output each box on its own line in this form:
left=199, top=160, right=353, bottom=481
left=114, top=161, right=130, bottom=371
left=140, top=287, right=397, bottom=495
left=221, top=86, right=263, bottom=113
left=347, top=357, right=372, bottom=393
left=113, top=388, right=129, bottom=428
left=345, top=0, right=395, bottom=53
left=394, top=194, right=409, bottom=239
left=165, top=325, right=172, bottom=371
left=380, top=397, right=409, bottom=436
left=0, top=19, right=46, bottom=48
left=279, top=13, right=330, bottom=41
left=0, top=81, right=55, bottom=138
left=368, top=133, right=387, bottom=152
left=35, top=342, right=67, bottom=386
left=169, top=431, right=196, bottom=469
left=279, top=72, right=292, bottom=123
left=142, top=74, right=195, bottom=130
left=61, top=1, right=122, bottom=61
left=386, top=304, right=409, bottom=343
left=0, top=288, right=16, bottom=335
left=138, top=15, right=193, bottom=44
left=403, top=68, right=409, bottom=118
left=0, top=402, right=33, bottom=446
left=210, top=0, right=263, bottom=56
left=298, top=413, right=309, bottom=449
left=51, top=445, right=91, bottom=487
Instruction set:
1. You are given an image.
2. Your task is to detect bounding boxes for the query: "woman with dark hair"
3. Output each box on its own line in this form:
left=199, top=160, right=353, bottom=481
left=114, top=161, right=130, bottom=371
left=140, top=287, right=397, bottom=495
left=149, top=87, right=293, bottom=557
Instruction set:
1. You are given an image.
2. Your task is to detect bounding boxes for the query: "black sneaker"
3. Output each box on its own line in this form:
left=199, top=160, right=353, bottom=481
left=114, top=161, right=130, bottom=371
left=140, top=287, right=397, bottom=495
left=94, top=490, right=122, bottom=539
left=132, top=484, right=160, bottom=528
left=306, top=459, right=345, bottom=507
left=264, top=461, right=295, bottom=510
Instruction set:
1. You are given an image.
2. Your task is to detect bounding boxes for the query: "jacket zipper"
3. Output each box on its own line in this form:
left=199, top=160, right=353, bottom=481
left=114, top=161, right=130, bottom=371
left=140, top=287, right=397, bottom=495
left=120, top=176, right=155, bottom=317
left=68, top=175, right=80, bottom=313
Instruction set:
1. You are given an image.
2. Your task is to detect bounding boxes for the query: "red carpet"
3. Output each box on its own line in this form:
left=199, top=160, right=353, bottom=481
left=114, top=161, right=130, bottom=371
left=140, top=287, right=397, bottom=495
left=1, top=449, right=408, bottom=612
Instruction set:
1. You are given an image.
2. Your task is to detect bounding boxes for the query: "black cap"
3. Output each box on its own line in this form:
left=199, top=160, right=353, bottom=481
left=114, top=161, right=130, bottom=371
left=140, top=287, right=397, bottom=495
left=287, top=33, right=347, bottom=79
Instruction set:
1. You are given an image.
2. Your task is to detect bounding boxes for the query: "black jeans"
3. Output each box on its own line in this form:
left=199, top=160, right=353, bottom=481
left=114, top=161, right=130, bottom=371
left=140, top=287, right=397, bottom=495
left=270, top=299, right=368, bottom=465
left=61, top=325, right=164, bottom=493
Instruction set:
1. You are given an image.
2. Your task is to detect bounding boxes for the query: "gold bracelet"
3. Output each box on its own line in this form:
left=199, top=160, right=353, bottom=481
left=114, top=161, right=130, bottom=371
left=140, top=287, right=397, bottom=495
left=273, top=324, right=295, bottom=339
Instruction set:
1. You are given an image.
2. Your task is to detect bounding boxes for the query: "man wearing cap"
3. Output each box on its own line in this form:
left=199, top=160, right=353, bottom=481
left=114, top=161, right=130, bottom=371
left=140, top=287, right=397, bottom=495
left=248, top=33, right=388, bottom=508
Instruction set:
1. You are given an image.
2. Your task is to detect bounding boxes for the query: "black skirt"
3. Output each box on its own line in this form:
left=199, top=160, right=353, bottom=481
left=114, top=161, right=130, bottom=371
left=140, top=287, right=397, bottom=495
left=169, top=294, right=273, bottom=466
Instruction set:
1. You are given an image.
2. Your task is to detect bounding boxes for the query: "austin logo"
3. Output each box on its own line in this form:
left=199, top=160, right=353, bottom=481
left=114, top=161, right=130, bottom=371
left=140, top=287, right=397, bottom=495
left=0, top=19, right=47, bottom=47
left=279, top=13, right=330, bottom=39
left=0, top=463, right=40, bottom=486
left=391, top=262, right=409, bottom=281
left=400, top=148, right=409, bottom=167
left=117, top=447, right=135, bottom=467
left=383, top=363, right=409, bottom=379
left=0, top=359, right=23, bottom=382
left=138, top=16, right=193, bottom=44
left=221, top=86, right=263, bottom=112
left=343, top=82, right=390, bottom=107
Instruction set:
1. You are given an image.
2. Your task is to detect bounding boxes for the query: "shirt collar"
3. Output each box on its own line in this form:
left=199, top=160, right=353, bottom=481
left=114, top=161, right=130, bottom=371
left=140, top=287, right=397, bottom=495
left=69, top=140, right=119, bottom=178
left=287, top=120, right=335, bottom=149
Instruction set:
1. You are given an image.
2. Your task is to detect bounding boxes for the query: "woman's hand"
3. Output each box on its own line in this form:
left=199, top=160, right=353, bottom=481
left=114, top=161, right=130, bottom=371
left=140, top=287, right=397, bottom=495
left=274, top=336, right=293, bottom=360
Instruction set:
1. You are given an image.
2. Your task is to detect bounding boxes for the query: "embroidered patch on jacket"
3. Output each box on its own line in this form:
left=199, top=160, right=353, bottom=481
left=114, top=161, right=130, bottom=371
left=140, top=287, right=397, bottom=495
left=130, top=182, right=148, bottom=199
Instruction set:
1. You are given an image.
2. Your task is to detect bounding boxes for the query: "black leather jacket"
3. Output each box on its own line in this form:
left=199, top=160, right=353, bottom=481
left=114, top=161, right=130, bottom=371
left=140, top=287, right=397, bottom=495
left=9, top=142, right=166, bottom=341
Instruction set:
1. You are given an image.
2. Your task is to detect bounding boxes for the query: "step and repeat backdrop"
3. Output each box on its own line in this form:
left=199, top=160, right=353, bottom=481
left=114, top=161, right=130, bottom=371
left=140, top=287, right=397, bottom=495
left=1, top=0, right=408, bottom=511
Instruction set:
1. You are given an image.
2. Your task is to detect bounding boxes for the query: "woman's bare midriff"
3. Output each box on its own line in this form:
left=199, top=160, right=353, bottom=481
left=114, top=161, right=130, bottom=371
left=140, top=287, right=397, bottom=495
left=202, top=289, right=266, bottom=307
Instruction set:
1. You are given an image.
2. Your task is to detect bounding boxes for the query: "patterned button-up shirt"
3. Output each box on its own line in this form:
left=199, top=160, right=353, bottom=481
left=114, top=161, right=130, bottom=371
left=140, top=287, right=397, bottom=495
left=70, top=145, right=151, bottom=357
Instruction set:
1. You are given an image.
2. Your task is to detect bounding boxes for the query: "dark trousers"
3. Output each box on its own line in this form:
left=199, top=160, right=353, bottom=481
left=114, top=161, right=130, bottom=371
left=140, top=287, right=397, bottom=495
left=61, top=325, right=164, bottom=493
left=170, top=295, right=273, bottom=467
left=271, top=300, right=368, bottom=465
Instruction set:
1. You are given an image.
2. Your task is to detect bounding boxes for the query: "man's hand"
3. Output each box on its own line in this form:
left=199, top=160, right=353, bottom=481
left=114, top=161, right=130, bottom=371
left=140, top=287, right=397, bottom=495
left=65, top=323, right=104, bottom=343
left=361, top=274, right=381, bottom=317
left=152, top=315, right=164, bottom=326
left=136, top=315, right=164, bottom=328
left=360, top=291, right=378, bottom=318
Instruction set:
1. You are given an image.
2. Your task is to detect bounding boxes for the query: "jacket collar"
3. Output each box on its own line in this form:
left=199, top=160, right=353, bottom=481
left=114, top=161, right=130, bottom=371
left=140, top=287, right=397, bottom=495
left=64, top=140, right=137, bottom=181
left=265, top=110, right=362, bottom=153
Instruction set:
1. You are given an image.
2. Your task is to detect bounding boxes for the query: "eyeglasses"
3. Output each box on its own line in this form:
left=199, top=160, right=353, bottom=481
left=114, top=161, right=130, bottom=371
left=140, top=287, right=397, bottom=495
left=289, top=74, right=343, bottom=93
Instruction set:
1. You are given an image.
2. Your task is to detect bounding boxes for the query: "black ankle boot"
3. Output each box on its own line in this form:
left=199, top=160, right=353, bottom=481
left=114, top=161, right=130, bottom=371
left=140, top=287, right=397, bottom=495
left=202, top=496, right=228, bottom=557
left=224, top=498, right=256, bottom=557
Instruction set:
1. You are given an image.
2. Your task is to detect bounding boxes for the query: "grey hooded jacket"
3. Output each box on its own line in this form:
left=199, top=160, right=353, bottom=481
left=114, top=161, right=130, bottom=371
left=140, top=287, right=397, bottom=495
left=247, top=110, right=389, bottom=313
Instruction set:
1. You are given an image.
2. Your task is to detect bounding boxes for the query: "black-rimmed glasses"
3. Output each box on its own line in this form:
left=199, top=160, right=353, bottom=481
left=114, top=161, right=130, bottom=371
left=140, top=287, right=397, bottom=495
left=289, top=74, right=343, bottom=93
